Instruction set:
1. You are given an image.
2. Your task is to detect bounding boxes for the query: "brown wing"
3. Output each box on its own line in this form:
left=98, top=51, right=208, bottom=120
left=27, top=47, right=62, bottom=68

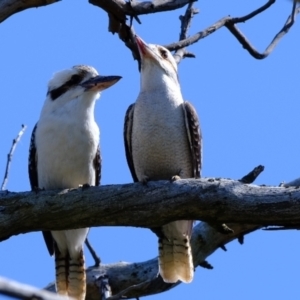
left=93, top=146, right=101, bottom=186
left=28, top=124, right=54, bottom=256
left=124, top=103, right=139, bottom=182
left=28, top=124, right=38, bottom=190
left=183, top=101, right=202, bottom=178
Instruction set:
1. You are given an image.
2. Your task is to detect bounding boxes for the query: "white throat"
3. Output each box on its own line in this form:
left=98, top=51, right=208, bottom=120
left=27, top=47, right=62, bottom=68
left=140, top=63, right=181, bottom=95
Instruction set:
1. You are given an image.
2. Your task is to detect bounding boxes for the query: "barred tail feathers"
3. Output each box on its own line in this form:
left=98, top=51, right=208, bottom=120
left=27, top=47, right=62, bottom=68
left=68, top=249, right=86, bottom=300
left=158, top=221, right=194, bottom=283
left=52, top=228, right=88, bottom=300
left=54, top=246, right=68, bottom=296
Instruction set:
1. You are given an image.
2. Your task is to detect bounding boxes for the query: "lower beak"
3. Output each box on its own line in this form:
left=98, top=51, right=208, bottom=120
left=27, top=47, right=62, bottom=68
left=81, top=75, right=122, bottom=92
left=136, top=35, right=147, bottom=56
left=135, top=35, right=155, bottom=60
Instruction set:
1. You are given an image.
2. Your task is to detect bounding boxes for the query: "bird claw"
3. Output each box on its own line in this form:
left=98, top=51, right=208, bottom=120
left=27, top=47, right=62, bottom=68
left=33, top=186, right=44, bottom=193
left=141, top=176, right=149, bottom=185
left=80, top=183, right=91, bottom=191
left=208, top=222, right=234, bottom=234
left=171, top=175, right=181, bottom=182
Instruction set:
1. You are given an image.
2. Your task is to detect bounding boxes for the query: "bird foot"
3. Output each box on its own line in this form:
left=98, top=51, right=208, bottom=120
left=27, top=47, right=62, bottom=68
left=171, top=175, right=181, bottom=182
left=141, top=176, right=149, bottom=185
left=80, top=183, right=91, bottom=191
left=33, top=187, right=45, bottom=193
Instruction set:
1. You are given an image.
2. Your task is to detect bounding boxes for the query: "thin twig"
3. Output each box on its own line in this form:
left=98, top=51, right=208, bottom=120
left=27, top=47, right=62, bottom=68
left=172, top=2, right=198, bottom=64
left=239, top=165, right=265, bottom=184
left=164, top=16, right=230, bottom=51
left=225, top=2, right=300, bottom=59
left=232, top=0, right=275, bottom=23
left=0, top=276, right=69, bottom=300
left=85, top=237, right=101, bottom=267
left=91, top=0, right=299, bottom=63
left=165, top=0, right=300, bottom=59
left=1, top=125, right=27, bottom=191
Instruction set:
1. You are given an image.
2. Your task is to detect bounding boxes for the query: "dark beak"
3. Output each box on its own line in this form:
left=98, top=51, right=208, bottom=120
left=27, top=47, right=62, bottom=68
left=81, top=75, right=122, bottom=92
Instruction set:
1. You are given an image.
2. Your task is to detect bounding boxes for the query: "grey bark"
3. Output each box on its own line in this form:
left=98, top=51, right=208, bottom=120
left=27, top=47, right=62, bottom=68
left=1, top=178, right=300, bottom=242
left=1, top=177, right=296, bottom=299
left=0, top=0, right=60, bottom=23
left=0, top=276, right=69, bottom=300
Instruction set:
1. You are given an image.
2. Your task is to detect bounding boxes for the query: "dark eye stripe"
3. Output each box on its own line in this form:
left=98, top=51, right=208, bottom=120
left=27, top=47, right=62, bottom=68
left=48, top=73, right=85, bottom=101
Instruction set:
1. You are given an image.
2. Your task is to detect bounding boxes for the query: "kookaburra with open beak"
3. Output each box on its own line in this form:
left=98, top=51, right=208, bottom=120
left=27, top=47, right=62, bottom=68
left=28, top=65, right=121, bottom=299
left=124, top=36, right=202, bottom=283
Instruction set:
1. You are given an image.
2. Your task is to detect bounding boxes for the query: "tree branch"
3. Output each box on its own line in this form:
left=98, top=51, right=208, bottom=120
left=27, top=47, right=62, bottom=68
left=0, top=276, right=69, bottom=300
left=164, top=0, right=300, bottom=59
left=225, top=1, right=300, bottom=59
left=232, top=0, right=275, bottom=23
left=0, top=0, right=60, bottom=23
left=239, top=165, right=264, bottom=184
left=85, top=238, right=101, bottom=267
left=88, top=0, right=299, bottom=68
left=173, top=3, right=199, bottom=64
left=89, top=0, right=196, bottom=18
left=1, top=178, right=300, bottom=242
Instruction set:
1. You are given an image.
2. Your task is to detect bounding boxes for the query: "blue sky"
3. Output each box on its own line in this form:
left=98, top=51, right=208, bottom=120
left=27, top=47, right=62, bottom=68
left=0, top=0, right=299, bottom=299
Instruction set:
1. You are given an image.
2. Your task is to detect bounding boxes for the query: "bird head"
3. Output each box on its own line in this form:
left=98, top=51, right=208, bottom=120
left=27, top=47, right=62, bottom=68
left=42, top=65, right=121, bottom=114
left=135, top=35, right=179, bottom=89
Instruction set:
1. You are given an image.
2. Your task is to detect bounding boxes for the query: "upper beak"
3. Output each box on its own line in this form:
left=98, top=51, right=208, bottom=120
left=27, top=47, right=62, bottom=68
left=81, top=75, right=122, bottom=92
left=135, top=35, right=154, bottom=60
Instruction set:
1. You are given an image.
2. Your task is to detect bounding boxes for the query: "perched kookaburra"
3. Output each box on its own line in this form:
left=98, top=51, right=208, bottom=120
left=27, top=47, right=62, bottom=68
left=28, top=65, right=121, bottom=299
left=124, top=36, right=202, bottom=283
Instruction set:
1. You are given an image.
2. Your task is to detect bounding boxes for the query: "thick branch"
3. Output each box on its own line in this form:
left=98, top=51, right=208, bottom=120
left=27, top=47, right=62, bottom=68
left=89, top=0, right=195, bottom=18
left=1, top=178, right=300, bottom=241
left=0, top=0, right=60, bottom=23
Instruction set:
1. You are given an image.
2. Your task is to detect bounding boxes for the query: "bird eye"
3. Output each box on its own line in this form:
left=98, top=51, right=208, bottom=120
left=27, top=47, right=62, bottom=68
left=160, top=49, right=168, bottom=59
left=70, top=74, right=82, bottom=85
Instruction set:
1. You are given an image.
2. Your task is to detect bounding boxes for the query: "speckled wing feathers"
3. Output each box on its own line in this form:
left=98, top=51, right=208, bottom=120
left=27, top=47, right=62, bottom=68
left=183, top=101, right=202, bottom=178
left=28, top=124, right=55, bottom=256
left=28, top=124, right=38, bottom=190
left=123, top=103, right=139, bottom=182
left=94, top=146, right=101, bottom=186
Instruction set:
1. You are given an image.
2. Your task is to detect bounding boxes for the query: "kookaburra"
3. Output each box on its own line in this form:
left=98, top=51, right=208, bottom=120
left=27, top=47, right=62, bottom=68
left=28, top=65, right=121, bottom=299
left=124, top=36, right=202, bottom=284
